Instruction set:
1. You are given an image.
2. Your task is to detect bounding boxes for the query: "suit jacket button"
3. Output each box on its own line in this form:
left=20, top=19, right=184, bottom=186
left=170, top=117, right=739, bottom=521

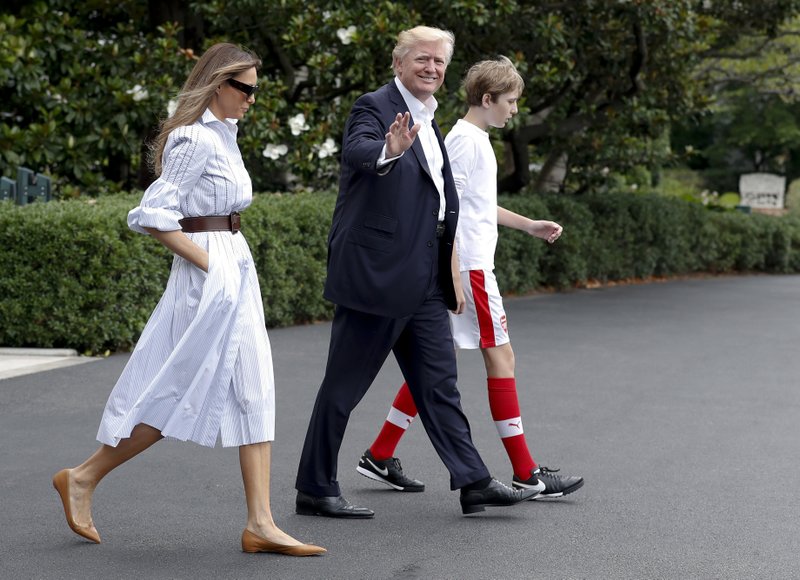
left=427, top=241, right=433, bottom=247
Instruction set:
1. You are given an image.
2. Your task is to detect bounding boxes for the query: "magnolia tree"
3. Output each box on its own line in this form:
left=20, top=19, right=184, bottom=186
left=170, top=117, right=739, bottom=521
left=675, top=13, right=800, bottom=189
left=0, top=3, right=193, bottom=195
left=185, top=0, right=800, bottom=194
left=2, top=0, right=800, bottom=195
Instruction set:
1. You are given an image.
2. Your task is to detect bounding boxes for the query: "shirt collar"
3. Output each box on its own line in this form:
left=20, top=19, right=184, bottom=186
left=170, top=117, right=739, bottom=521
left=394, top=77, right=437, bottom=124
left=201, top=108, right=239, bottom=135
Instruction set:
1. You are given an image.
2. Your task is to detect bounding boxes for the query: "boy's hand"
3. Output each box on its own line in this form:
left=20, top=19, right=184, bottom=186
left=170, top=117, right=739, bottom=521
left=385, top=112, right=421, bottom=158
left=450, top=270, right=466, bottom=314
left=529, top=220, right=563, bottom=244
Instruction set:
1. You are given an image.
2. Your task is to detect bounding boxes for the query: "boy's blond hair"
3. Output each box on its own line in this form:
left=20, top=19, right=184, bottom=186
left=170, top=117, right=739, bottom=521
left=463, top=56, right=524, bottom=107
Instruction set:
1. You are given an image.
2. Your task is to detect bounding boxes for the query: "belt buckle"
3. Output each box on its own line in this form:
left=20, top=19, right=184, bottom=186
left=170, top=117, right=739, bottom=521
left=230, top=212, right=241, bottom=234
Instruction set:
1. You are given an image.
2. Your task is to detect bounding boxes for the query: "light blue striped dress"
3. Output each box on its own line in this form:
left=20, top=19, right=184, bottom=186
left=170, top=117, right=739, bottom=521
left=96, top=109, right=275, bottom=448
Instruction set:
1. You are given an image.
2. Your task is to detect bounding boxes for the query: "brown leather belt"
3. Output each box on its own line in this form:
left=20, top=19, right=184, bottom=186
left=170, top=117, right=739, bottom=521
left=179, top=212, right=241, bottom=234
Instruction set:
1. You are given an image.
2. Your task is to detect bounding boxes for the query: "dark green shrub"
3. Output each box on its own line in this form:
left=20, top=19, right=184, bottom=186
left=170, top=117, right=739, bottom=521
left=0, top=6, right=191, bottom=194
left=0, top=194, right=172, bottom=351
left=2, top=190, right=799, bottom=352
left=244, top=193, right=335, bottom=327
left=787, top=216, right=800, bottom=271
left=493, top=195, right=550, bottom=292
left=496, top=191, right=800, bottom=293
left=0, top=192, right=335, bottom=352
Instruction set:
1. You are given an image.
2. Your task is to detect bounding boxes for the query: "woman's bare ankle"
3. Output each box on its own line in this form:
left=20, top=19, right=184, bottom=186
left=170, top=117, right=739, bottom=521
left=69, top=467, right=98, bottom=492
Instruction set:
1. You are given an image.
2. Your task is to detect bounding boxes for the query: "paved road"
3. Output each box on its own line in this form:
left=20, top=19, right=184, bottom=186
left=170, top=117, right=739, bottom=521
left=2, top=275, right=799, bottom=579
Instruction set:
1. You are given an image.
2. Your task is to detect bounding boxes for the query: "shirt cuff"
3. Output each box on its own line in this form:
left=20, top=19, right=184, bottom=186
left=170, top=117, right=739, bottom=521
left=127, top=206, right=184, bottom=235
left=377, top=144, right=404, bottom=167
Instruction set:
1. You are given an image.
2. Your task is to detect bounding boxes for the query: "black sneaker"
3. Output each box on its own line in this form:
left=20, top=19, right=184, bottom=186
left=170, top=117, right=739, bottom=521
left=513, top=466, right=583, bottom=499
left=356, top=449, right=425, bottom=492
left=511, top=469, right=546, bottom=497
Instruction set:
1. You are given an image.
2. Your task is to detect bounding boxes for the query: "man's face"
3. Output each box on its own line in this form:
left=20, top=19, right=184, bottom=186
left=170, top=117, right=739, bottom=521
left=394, top=40, right=448, bottom=102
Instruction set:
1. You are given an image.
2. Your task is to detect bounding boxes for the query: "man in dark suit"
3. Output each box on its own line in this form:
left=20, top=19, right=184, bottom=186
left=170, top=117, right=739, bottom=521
left=295, top=25, right=536, bottom=517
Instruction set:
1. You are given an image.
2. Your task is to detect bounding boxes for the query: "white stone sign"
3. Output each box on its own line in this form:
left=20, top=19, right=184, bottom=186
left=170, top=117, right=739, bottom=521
left=739, top=173, right=786, bottom=209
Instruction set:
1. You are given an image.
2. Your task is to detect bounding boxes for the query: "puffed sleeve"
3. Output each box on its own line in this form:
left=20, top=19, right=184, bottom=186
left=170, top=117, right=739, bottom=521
left=127, top=125, right=212, bottom=234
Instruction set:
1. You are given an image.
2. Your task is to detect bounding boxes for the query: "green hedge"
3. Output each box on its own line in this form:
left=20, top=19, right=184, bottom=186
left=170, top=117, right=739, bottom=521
left=498, top=192, right=713, bottom=289
left=495, top=192, right=800, bottom=295
left=0, top=192, right=334, bottom=353
left=2, top=191, right=799, bottom=352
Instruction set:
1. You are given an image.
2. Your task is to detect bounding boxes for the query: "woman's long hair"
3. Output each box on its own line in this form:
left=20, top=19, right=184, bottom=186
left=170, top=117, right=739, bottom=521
left=150, top=43, right=261, bottom=176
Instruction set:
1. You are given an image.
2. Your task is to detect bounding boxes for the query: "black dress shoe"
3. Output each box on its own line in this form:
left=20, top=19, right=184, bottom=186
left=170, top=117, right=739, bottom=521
left=296, top=491, right=374, bottom=519
left=459, top=478, right=538, bottom=515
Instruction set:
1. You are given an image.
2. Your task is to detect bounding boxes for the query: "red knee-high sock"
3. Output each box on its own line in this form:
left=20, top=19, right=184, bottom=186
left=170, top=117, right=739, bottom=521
left=488, top=377, right=537, bottom=479
left=369, top=382, right=419, bottom=461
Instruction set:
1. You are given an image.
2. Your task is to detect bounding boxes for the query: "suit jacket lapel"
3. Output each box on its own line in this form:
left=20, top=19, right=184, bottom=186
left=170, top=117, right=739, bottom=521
left=433, top=119, right=454, bottom=196
left=434, top=119, right=458, bottom=228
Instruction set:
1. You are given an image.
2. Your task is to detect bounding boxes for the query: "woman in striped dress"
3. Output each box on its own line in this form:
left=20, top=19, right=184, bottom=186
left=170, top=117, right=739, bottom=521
left=52, top=43, right=325, bottom=557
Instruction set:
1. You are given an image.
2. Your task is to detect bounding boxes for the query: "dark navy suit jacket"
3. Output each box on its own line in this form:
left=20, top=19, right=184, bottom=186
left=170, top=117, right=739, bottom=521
left=324, top=81, right=459, bottom=318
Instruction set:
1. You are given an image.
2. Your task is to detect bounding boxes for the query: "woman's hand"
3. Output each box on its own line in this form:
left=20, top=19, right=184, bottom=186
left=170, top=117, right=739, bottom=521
left=144, top=228, right=210, bottom=272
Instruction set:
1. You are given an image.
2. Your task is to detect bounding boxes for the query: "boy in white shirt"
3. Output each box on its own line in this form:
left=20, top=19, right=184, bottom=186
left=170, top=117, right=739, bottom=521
left=357, top=56, right=583, bottom=499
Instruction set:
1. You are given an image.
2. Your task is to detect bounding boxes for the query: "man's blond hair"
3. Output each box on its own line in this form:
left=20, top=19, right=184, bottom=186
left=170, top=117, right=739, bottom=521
left=391, top=26, right=455, bottom=72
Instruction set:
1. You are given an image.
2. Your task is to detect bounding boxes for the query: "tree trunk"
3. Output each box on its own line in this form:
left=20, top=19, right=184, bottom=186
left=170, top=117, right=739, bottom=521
left=534, top=151, right=569, bottom=193
left=147, top=0, right=203, bottom=48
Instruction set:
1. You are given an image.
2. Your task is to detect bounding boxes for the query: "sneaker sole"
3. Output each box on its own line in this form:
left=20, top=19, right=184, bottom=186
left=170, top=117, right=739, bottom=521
left=356, top=465, right=425, bottom=492
left=530, top=478, right=585, bottom=500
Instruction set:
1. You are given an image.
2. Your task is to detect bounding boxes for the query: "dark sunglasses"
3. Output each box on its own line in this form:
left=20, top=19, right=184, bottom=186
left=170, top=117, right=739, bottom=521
left=227, top=78, right=259, bottom=97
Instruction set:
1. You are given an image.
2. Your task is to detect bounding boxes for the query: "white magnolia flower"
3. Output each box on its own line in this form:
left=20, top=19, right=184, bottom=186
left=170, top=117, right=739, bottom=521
left=288, top=113, right=310, bottom=136
left=166, top=99, right=178, bottom=118
left=630, top=183, right=638, bottom=191
left=317, top=137, right=338, bottom=159
left=337, top=25, right=357, bottom=45
left=600, top=166, right=610, bottom=177
left=127, top=84, right=149, bottom=101
left=703, top=0, right=712, bottom=9
left=262, top=144, right=289, bottom=160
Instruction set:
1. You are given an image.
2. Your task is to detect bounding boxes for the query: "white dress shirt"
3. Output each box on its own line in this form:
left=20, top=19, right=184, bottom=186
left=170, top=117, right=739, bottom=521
left=98, top=109, right=275, bottom=449
left=379, top=78, right=447, bottom=221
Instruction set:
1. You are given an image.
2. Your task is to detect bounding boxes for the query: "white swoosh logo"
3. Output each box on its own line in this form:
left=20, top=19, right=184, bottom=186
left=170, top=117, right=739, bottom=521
left=366, top=457, right=389, bottom=477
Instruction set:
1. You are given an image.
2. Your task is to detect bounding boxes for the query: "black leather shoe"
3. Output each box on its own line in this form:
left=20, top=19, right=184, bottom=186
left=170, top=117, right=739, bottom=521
left=459, top=478, right=538, bottom=515
left=296, top=491, right=375, bottom=519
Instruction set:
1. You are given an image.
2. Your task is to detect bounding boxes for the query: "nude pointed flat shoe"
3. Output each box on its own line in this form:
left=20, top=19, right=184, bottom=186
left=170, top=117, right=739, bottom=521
left=241, top=529, right=326, bottom=556
left=52, top=469, right=101, bottom=544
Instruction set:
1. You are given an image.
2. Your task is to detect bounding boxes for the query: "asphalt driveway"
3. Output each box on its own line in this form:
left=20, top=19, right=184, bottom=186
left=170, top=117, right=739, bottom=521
left=2, top=274, right=799, bottom=579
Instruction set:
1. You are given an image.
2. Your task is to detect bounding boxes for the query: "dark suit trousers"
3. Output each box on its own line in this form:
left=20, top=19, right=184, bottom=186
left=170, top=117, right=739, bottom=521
left=295, top=257, right=490, bottom=497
